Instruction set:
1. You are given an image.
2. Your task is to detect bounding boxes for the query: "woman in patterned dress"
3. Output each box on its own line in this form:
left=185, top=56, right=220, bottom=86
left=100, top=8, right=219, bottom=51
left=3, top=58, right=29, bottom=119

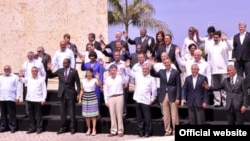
left=78, top=68, right=100, bottom=136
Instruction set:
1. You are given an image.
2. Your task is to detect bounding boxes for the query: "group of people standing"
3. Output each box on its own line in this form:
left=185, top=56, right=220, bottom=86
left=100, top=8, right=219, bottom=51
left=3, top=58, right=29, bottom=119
left=0, top=21, right=249, bottom=138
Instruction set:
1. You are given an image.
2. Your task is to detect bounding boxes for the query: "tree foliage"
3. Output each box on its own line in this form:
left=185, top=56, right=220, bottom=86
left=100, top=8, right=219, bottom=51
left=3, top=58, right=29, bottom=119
left=108, top=0, right=171, bottom=34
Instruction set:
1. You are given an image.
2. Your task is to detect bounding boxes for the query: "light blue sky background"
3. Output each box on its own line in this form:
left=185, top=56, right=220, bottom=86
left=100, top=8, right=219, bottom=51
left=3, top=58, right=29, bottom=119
left=108, top=0, right=250, bottom=53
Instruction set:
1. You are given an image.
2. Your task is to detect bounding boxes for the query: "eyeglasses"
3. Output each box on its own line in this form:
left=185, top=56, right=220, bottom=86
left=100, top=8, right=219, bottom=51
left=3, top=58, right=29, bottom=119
left=4, top=68, right=10, bottom=70
left=37, top=51, right=42, bottom=53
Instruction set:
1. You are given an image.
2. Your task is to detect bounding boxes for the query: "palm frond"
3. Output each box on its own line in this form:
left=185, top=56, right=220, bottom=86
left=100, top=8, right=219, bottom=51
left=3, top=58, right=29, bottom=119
left=133, top=17, right=172, bottom=35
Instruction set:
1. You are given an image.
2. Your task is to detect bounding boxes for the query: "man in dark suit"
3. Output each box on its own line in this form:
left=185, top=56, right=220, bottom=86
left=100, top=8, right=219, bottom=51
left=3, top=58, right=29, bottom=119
left=47, top=58, right=81, bottom=134
left=34, top=46, right=51, bottom=86
left=155, top=34, right=181, bottom=72
left=181, top=64, right=209, bottom=125
left=203, top=65, right=248, bottom=125
left=150, top=58, right=181, bottom=136
left=232, top=22, right=250, bottom=88
left=100, top=31, right=129, bottom=52
left=124, top=28, right=155, bottom=54
left=130, top=44, right=143, bottom=68
left=86, top=33, right=102, bottom=51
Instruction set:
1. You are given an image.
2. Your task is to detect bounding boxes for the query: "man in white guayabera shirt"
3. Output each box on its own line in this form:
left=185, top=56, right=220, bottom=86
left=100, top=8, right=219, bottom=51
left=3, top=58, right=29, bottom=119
left=125, top=61, right=157, bottom=138
left=19, top=66, right=47, bottom=134
left=0, top=65, right=21, bottom=133
left=21, top=51, right=46, bottom=117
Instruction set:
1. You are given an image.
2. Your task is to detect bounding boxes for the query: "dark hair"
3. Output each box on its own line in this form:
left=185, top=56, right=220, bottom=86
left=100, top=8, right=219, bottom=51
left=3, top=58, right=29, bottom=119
left=85, top=68, right=94, bottom=78
left=207, top=26, right=216, bottom=33
left=165, top=34, right=172, bottom=40
left=63, top=33, right=71, bottom=39
left=109, top=64, right=118, bottom=71
left=86, top=42, right=94, bottom=48
left=64, top=58, right=71, bottom=64
left=88, top=33, right=96, bottom=39
left=155, top=31, right=165, bottom=45
left=214, top=30, right=221, bottom=37
left=88, top=51, right=97, bottom=59
left=188, top=43, right=197, bottom=50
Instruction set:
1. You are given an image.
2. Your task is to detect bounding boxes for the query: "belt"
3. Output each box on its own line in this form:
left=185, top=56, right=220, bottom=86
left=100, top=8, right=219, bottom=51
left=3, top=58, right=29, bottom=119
left=109, top=94, right=123, bottom=98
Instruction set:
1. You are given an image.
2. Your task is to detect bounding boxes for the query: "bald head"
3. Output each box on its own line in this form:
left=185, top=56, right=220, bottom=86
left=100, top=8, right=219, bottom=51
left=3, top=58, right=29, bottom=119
left=60, top=40, right=67, bottom=51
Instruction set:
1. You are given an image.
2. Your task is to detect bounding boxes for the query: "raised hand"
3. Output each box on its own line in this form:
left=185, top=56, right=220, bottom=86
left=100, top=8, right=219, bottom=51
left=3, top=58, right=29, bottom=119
left=100, top=42, right=106, bottom=51
left=95, top=72, right=100, bottom=79
left=146, top=50, right=152, bottom=59
left=47, top=60, right=52, bottom=69
left=123, top=31, right=128, bottom=38
left=99, top=58, right=104, bottom=65
left=99, top=34, right=104, bottom=41
left=125, top=59, right=131, bottom=67
left=202, top=81, right=209, bottom=89
left=221, top=32, right=227, bottom=41
left=175, top=46, right=180, bottom=54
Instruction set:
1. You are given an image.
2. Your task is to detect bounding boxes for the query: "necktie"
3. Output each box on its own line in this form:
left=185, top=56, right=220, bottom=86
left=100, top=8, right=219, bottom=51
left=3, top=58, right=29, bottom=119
left=230, top=77, right=234, bottom=87
left=64, top=69, right=68, bottom=81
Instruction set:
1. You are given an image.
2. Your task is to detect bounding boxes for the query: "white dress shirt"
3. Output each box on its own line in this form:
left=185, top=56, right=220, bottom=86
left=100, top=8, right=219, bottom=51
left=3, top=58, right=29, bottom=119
left=22, top=76, right=47, bottom=102
left=52, top=48, right=75, bottom=69
left=0, top=73, right=21, bottom=101
left=240, top=31, right=246, bottom=45
left=192, top=75, right=198, bottom=89
left=207, top=40, right=233, bottom=74
left=22, top=59, right=46, bottom=86
left=125, top=68, right=157, bottom=105
left=104, top=75, right=125, bottom=103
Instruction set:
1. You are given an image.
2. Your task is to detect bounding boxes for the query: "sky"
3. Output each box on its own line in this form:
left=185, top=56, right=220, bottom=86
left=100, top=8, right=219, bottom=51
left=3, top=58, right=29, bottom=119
left=108, top=0, right=250, bottom=53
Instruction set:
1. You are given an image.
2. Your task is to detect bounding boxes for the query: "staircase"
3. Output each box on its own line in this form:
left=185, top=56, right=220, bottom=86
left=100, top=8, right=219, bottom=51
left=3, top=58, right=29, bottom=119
left=13, top=78, right=250, bottom=136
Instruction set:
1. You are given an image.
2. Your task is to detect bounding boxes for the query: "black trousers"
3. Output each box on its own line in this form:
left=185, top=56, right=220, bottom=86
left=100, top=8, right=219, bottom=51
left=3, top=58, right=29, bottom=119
left=0, top=101, right=17, bottom=131
left=23, top=85, right=28, bottom=114
left=123, top=87, right=129, bottom=116
left=235, top=60, right=250, bottom=87
left=27, top=101, right=43, bottom=131
left=136, top=102, right=152, bottom=135
left=227, top=103, right=245, bottom=125
left=188, top=106, right=206, bottom=125
left=60, top=94, right=76, bottom=130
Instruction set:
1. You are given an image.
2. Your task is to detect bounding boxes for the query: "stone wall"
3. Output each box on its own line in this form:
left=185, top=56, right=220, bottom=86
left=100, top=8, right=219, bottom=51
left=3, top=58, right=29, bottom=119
left=0, top=0, right=108, bottom=73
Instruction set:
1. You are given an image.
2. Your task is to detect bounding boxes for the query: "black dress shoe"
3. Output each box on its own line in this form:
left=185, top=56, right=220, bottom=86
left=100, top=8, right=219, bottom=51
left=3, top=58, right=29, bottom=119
left=10, top=129, right=16, bottom=133
left=37, top=130, right=43, bottom=134
left=145, top=133, right=150, bottom=138
left=70, top=129, right=76, bottom=134
left=26, top=130, right=35, bottom=134
left=57, top=128, right=66, bottom=134
left=0, top=128, right=6, bottom=132
left=139, top=132, right=144, bottom=137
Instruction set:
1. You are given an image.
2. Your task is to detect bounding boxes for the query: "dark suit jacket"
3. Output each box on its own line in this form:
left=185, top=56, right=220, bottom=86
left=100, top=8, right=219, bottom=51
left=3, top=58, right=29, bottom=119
left=102, top=50, right=130, bottom=62
left=34, top=53, right=51, bottom=72
left=209, top=75, right=248, bottom=110
left=47, top=68, right=81, bottom=99
left=150, top=68, right=181, bottom=103
left=155, top=44, right=181, bottom=72
left=182, top=74, right=209, bottom=107
left=106, top=40, right=129, bottom=52
left=130, top=52, right=139, bottom=68
left=128, top=35, right=155, bottom=53
left=232, top=32, right=250, bottom=61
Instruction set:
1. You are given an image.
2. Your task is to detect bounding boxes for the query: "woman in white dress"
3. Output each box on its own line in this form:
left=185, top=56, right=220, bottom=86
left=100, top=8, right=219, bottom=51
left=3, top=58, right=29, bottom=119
left=78, top=68, right=100, bottom=136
